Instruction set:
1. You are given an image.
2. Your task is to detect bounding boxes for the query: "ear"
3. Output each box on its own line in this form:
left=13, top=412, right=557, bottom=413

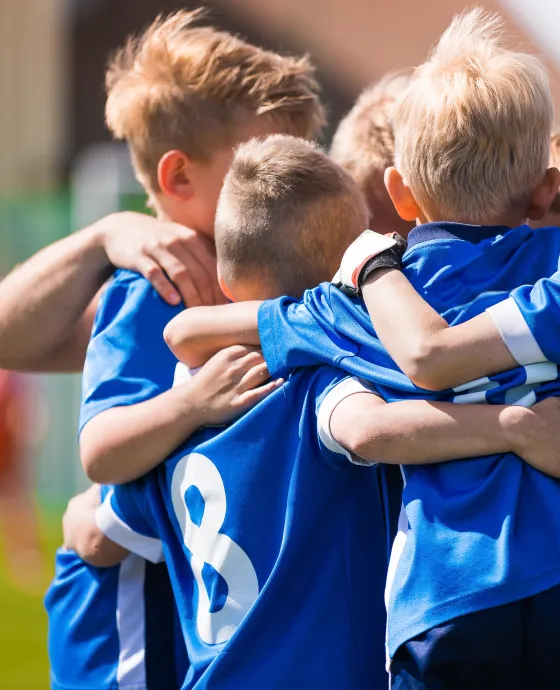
left=384, top=167, right=422, bottom=222
left=157, top=150, right=193, bottom=200
left=527, top=167, right=560, bottom=221
left=217, top=266, right=236, bottom=303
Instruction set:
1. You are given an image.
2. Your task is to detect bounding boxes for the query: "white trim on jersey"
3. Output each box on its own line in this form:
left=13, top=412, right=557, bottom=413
left=96, top=498, right=165, bottom=564
left=384, top=468, right=408, bottom=672
left=486, top=297, right=546, bottom=366
left=116, top=554, right=147, bottom=689
left=316, top=376, right=379, bottom=465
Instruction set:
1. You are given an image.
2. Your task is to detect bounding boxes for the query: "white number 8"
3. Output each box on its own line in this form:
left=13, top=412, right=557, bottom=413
left=171, top=452, right=259, bottom=645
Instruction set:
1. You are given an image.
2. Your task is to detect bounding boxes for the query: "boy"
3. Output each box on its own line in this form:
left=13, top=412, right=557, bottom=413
left=69, top=136, right=560, bottom=689
left=174, top=10, right=560, bottom=689
left=330, top=71, right=413, bottom=237
left=48, top=10, right=322, bottom=689
left=79, top=9, right=325, bottom=486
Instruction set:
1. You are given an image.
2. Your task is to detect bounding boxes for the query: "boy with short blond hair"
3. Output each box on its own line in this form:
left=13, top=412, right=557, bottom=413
left=330, top=71, right=413, bottom=236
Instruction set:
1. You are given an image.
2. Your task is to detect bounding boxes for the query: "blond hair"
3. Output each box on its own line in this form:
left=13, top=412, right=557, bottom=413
left=215, top=135, right=368, bottom=298
left=393, top=8, right=553, bottom=223
left=330, top=71, right=413, bottom=232
left=106, top=10, right=325, bottom=192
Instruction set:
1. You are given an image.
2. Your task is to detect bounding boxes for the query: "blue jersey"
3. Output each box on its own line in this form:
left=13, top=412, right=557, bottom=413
left=45, top=487, right=181, bottom=690
left=258, top=221, right=560, bottom=657
left=80, top=270, right=183, bottom=432
left=95, top=366, right=393, bottom=690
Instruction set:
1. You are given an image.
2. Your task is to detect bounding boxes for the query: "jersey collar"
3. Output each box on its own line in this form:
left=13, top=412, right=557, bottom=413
left=407, top=221, right=511, bottom=248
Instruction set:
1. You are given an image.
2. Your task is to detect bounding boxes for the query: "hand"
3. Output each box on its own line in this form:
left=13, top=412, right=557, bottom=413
left=62, top=484, right=101, bottom=549
left=188, top=345, right=284, bottom=427
left=332, top=230, right=407, bottom=297
left=93, top=212, right=225, bottom=307
left=506, top=398, right=560, bottom=477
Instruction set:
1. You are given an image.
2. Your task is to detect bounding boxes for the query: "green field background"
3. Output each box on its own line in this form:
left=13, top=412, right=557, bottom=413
left=0, top=505, right=63, bottom=689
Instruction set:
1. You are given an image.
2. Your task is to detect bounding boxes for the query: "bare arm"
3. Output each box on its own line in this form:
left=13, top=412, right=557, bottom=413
left=361, top=268, right=517, bottom=390
left=63, top=486, right=129, bottom=568
left=80, top=345, right=282, bottom=484
left=0, top=212, right=223, bottom=373
left=330, top=392, right=560, bottom=477
left=164, top=302, right=262, bottom=368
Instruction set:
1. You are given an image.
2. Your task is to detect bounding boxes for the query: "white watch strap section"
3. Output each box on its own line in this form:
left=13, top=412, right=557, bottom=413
left=96, top=494, right=165, bottom=564
left=335, top=230, right=397, bottom=286
left=486, top=297, right=546, bottom=366
left=317, top=376, right=379, bottom=465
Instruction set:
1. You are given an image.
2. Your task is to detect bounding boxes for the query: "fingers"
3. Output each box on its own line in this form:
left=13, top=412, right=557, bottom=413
left=237, top=362, right=271, bottom=393
left=138, top=257, right=181, bottom=305
left=238, top=378, right=284, bottom=410
left=148, top=245, right=205, bottom=307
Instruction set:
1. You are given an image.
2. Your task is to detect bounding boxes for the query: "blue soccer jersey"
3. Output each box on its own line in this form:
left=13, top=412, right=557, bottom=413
left=45, top=487, right=181, bottom=690
left=80, top=270, right=183, bottom=432
left=258, top=221, right=560, bottom=658
left=95, top=367, right=393, bottom=690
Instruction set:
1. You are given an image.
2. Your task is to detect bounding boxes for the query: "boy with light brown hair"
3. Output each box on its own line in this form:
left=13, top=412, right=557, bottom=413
left=47, top=15, right=323, bottom=689
left=330, top=71, right=414, bottom=237
left=79, top=9, right=325, bottom=485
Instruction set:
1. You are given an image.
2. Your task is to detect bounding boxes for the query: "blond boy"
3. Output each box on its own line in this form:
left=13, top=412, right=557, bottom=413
left=330, top=71, right=414, bottom=237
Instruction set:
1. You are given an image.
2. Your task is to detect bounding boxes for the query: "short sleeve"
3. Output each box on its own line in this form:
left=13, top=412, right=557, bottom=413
left=79, top=270, right=183, bottom=432
left=96, top=483, right=164, bottom=564
left=316, top=375, right=379, bottom=466
left=486, top=272, right=560, bottom=365
left=258, top=283, right=399, bottom=382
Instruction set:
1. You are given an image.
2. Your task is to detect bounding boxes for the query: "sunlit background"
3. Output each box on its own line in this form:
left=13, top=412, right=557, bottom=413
left=0, top=0, right=558, bottom=686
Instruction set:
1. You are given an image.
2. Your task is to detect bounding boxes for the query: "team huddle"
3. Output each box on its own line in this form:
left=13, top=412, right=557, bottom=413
left=42, top=6, right=560, bottom=690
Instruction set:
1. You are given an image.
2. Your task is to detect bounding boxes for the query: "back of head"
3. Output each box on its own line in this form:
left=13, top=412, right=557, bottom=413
left=215, top=135, right=368, bottom=299
left=393, top=7, right=553, bottom=224
left=331, top=71, right=413, bottom=234
left=105, top=10, right=325, bottom=193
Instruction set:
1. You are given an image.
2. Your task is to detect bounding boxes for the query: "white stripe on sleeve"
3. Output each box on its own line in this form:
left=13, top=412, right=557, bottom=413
left=486, top=297, right=546, bottom=366
left=317, top=376, right=378, bottom=465
left=96, top=499, right=165, bottom=564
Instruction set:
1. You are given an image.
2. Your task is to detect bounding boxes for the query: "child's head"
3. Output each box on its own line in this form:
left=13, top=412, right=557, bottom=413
left=105, top=10, right=325, bottom=236
left=330, top=71, right=414, bottom=237
left=214, top=135, right=368, bottom=301
left=386, top=8, right=560, bottom=228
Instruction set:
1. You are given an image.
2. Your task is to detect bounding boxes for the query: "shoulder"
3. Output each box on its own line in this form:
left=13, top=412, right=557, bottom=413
left=93, top=270, right=183, bottom=337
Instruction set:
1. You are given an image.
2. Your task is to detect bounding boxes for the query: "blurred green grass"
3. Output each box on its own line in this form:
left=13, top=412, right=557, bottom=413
left=0, top=504, right=63, bottom=690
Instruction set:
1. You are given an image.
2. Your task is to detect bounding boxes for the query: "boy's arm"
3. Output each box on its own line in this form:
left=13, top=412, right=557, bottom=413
left=164, top=302, right=262, bottom=368
left=325, top=380, right=560, bottom=477
left=0, top=212, right=220, bottom=372
left=81, top=345, right=281, bottom=484
left=63, top=485, right=130, bottom=568
left=361, top=268, right=518, bottom=390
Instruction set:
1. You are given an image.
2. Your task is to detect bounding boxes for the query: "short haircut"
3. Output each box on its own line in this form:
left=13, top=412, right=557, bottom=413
left=330, top=71, right=412, bottom=232
left=393, top=8, right=553, bottom=224
left=330, top=71, right=411, bottom=188
left=215, top=135, right=369, bottom=298
left=106, top=10, right=325, bottom=192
